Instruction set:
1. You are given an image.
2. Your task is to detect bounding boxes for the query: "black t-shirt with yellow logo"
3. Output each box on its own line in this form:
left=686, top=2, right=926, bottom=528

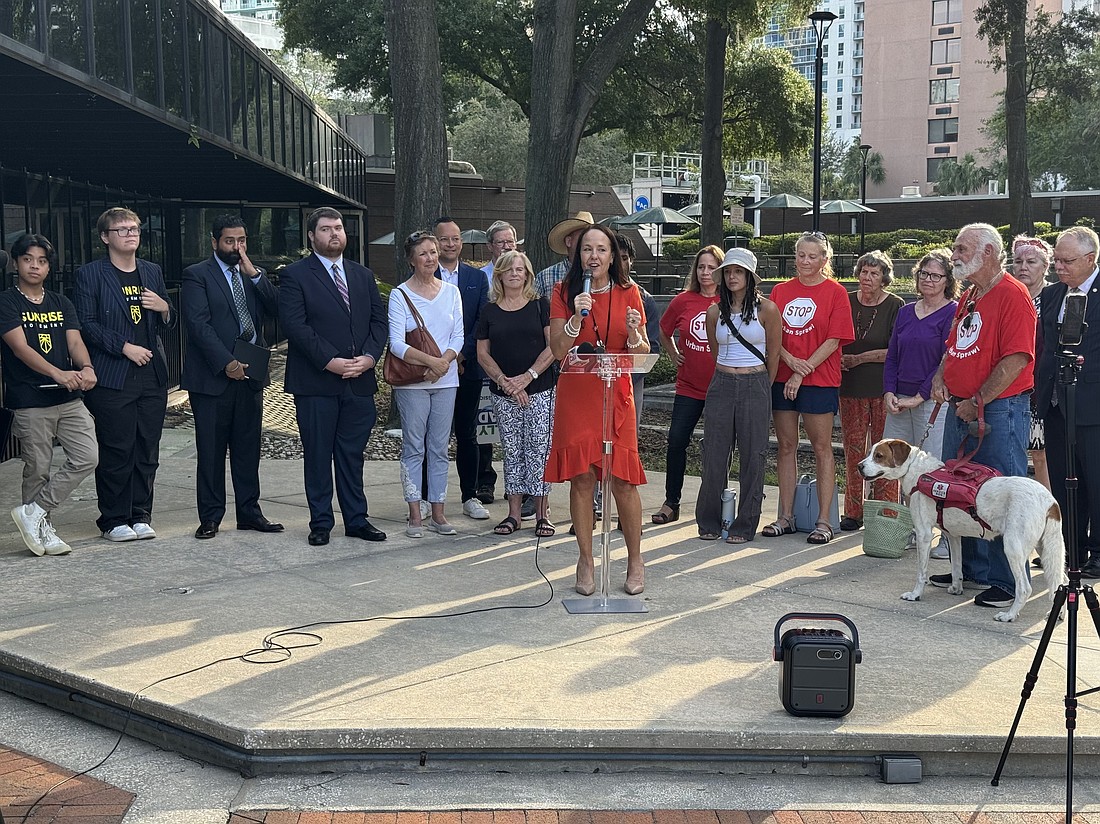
left=114, top=265, right=151, bottom=347
left=0, top=288, right=82, bottom=409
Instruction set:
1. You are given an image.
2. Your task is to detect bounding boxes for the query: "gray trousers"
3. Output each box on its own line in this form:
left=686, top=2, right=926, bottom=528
left=395, top=386, right=457, bottom=503
left=695, top=370, right=771, bottom=538
left=12, top=399, right=98, bottom=512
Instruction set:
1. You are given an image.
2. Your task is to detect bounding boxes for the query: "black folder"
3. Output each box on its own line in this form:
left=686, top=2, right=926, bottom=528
left=233, top=339, right=271, bottom=386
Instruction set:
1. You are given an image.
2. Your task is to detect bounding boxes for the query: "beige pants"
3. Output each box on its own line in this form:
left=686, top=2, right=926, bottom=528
left=11, top=399, right=98, bottom=512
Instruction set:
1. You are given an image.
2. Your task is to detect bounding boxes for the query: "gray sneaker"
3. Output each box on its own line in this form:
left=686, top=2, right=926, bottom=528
left=11, top=502, right=47, bottom=556
left=38, top=518, right=72, bottom=556
left=930, top=537, right=950, bottom=560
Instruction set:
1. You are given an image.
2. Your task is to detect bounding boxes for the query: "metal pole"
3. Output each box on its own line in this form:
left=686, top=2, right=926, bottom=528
left=859, top=143, right=872, bottom=254
left=809, top=11, right=837, bottom=233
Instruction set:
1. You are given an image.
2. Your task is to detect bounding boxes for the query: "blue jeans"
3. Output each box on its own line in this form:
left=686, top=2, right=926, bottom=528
left=941, top=393, right=1031, bottom=594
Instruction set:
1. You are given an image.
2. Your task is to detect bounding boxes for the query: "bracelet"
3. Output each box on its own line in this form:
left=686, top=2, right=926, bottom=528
left=79, top=364, right=94, bottom=371
left=528, top=368, right=539, bottom=380
left=563, top=318, right=581, bottom=337
left=626, top=334, right=645, bottom=349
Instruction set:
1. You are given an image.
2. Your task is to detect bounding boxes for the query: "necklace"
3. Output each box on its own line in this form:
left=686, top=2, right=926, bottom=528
left=855, top=304, right=879, bottom=340
left=16, top=285, right=44, bottom=304
left=590, top=282, right=611, bottom=294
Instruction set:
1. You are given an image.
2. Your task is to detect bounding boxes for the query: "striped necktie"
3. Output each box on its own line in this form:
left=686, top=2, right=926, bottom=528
left=332, top=263, right=350, bottom=310
left=228, top=267, right=255, bottom=342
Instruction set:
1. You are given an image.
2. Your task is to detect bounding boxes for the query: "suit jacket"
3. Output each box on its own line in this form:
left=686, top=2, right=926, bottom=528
left=1035, top=273, right=1100, bottom=425
left=180, top=257, right=278, bottom=395
left=438, top=262, right=488, bottom=382
left=73, top=257, right=177, bottom=391
left=278, top=253, right=387, bottom=396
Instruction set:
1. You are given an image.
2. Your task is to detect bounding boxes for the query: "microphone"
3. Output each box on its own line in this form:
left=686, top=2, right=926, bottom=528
left=580, top=269, right=592, bottom=317
left=1060, top=289, right=1088, bottom=348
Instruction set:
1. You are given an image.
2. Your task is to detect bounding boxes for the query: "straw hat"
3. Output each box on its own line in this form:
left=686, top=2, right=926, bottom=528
left=547, top=211, right=595, bottom=256
left=717, top=247, right=758, bottom=276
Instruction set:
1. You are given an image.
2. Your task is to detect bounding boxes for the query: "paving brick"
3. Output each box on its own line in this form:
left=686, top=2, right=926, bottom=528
left=361, top=814, right=398, bottom=824
left=558, top=813, right=594, bottom=824
left=493, top=811, right=528, bottom=824
left=462, top=813, right=495, bottom=824
left=654, top=812, right=689, bottom=824
left=716, top=812, right=754, bottom=824
left=428, top=813, right=463, bottom=824
left=524, top=811, right=560, bottom=824
left=265, top=812, right=305, bottom=824
left=396, top=814, right=430, bottom=824
left=298, top=813, right=334, bottom=824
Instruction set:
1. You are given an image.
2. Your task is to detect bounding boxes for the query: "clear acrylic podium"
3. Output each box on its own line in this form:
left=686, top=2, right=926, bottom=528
left=558, top=350, right=659, bottom=615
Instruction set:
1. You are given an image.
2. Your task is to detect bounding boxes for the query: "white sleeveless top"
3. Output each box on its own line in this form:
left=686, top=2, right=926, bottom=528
left=715, top=312, right=767, bottom=367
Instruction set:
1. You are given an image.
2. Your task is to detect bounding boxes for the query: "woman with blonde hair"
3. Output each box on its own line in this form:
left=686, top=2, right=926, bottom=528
left=1011, top=234, right=1053, bottom=491
left=477, top=250, right=557, bottom=536
left=652, top=243, right=723, bottom=524
left=762, top=232, right=854, bottom=544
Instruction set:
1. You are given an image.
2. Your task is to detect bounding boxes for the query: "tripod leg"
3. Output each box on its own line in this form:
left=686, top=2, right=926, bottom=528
left=991, top=584, right=1070, bottom=786
left=1081, top=585, right=1100, bottom=637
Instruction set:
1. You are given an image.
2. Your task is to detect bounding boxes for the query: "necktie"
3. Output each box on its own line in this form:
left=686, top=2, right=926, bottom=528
left=332, top=263, right=350, bottom=310
left=228, top=267, right=255, bottom=342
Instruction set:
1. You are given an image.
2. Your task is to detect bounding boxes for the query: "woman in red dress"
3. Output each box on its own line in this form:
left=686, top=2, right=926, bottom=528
left=547, top=226, right=649, bottom=596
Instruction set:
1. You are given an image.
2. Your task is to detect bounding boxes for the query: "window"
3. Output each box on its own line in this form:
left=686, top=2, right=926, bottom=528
left=932, top=0, right=962, bottom=24
left=853, top=112, right=862, bottom=128
left=838, top=42, right=845, bottom=56
left=929, top=78, right=960, bottom=103
left=837, top=78, right=844, bottom=93
left=838, top=24, right=845, bottom=37
left=932, top=38, right=961, bottom=64
left=837, top=60, right=844, bottom=73
left=49, top=0, right=88, bottom=71
left=927, top=157, right=950, bottom=182
left=836, top=97, right=842, bottom=111
left=836, top=115, right=843, bottom=128
left=823, top=80, right=829, bottom=94
left=839, top=5, right=845, bottom=17
left=928, top=117, right=959, bottom=143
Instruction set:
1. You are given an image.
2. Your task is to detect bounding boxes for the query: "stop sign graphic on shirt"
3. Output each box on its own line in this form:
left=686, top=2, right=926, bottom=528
left=783, top=297, right=817, bottom=328
left=954, top=310, right=981, bottom=351
left=689, top=311, right=708, bottom=343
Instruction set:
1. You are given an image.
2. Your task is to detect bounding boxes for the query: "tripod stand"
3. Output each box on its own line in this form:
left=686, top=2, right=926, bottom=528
left=992, top=351, right=1100, bottom=822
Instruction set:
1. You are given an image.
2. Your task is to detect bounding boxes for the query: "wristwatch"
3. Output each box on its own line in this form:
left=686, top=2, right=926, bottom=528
left=528, top=368, right=539, bottom=380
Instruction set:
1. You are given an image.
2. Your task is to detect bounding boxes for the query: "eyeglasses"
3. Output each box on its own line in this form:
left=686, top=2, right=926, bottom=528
left=406, top=230, right=433, bottom=244
left=1053, top=254, right=1093, bottom=266
left=107, top=226, right=142, bottom=236
left=917, top=269, right=946, bottom=281
left=962, top=300, right=976, bottom=331
left=800, top=231, right=827, bottom=241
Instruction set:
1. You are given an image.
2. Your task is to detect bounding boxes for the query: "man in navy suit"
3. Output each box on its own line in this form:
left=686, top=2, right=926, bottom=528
left=279, top=207, right=388, bottom=546
left=74, top=207, right=176, bottom=543
left=431, top=218, right=492, bottom=518
left=1036, top=226, right=1100, bottom=577
left=181, top=215, right=281, bottom=540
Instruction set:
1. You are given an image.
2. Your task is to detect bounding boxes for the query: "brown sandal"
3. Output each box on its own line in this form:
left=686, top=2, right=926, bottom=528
left=807, top=520, right=834, bottom=544
left=535, top=518, right=556, bottom=537
left=651, top=505, right=680, bottom=525
left=493, top=517, right=519, bottom=535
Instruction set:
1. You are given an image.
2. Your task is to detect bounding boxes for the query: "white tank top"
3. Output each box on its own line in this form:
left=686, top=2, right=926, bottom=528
left=715, top=312, right=767, bottom=367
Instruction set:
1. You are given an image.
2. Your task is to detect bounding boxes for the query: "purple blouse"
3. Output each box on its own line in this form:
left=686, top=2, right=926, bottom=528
left=883, top=300, right=957, bottom=400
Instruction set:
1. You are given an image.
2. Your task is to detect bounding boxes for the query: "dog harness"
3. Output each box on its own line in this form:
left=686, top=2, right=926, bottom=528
left=910, top=398, right=1001, bottom=537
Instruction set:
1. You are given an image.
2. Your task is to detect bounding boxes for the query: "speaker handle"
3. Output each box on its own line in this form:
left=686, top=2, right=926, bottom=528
left=772, top=612, right=862, bottom=663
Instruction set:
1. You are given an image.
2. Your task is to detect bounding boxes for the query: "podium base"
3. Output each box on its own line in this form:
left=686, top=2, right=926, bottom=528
left=562, top=596, right=648, bottom=614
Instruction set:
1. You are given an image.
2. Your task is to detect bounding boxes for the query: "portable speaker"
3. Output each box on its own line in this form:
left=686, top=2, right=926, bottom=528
left=772, top=612, right=862, bottom=717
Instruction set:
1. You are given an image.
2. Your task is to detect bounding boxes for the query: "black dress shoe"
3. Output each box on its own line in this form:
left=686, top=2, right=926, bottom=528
left=195, top=522, right=219, bottom=540
left=237, top=517, right=285, bottom=533
left=1080, top=556, right=1100, bottom=579
left=308, top=529, right=330, bottom=546
left=345, top=521, right=387, bottom=542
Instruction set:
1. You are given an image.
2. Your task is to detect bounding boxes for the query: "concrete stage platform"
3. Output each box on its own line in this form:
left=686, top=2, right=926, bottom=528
left=2, top=428, right=1100, bottom=792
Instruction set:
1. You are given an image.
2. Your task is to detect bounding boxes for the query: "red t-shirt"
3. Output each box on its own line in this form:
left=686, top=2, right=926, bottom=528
left=772, top=277, right=855, bottom=387
left=659, top=290, right=719, bottom=400
left=942, top=273, right=1036, bottom=399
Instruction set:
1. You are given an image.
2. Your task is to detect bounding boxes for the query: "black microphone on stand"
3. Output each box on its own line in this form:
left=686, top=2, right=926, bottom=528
left=580, top=268, right=592, bottom=317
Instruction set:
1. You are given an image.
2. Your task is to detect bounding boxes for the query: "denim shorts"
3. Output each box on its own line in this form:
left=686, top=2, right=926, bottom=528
left=771, top=383, right=839, bottom=415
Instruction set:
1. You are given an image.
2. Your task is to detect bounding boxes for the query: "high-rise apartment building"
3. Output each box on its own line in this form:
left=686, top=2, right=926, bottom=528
left=214, top=0, right=283, bottom=51
left=761, top=1, right=865, bottom=144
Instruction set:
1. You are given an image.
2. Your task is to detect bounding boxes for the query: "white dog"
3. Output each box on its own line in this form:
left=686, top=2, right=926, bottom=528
left=859, top=438, right=1067, bottom=622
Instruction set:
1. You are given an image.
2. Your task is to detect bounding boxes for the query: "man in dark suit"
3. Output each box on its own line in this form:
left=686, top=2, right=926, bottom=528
left=279, top=207, right=388, bottom=546
left=74, top=207, right=176, bottom=543
left=1035, top=226, right=1100, bottom=577
left=181, top=215, right=282, bottom=540
left=431, top=217, right=492, bottom=518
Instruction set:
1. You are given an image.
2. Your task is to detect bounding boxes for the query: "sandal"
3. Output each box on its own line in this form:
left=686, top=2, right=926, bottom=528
left=493, top=517, right=519, bottom=535
left=726, top=535, right=749, bottom=544
left=698, top=532, right=720, bottom=541
left=761, top=516, right=795, bottom=537
left=652, top=504, right=680, bottom=525
left=535, top=518, right=556, bottom=537
left=807, top=520, right=834, bottom=545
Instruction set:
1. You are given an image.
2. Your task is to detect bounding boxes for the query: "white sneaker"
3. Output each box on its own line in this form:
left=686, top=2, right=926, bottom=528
left=930, top=537, right=950, bottom=560
left=38, top=518, right=72, bottom=556
left=462, top=498, right=490, bottom=520
left=11, top=502, right=47, bottom=556
left=131, top=522, right=157, bottom=540
left=103, top=525, right=139, bottom=542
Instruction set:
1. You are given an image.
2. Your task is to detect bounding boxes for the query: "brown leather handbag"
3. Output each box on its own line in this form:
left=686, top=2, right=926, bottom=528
left=383, top=287, right=442, bottom=386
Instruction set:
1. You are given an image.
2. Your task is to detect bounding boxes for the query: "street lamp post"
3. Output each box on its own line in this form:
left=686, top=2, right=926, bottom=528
left=809, top=10, right=837, bottom=233
left=859, top=142, right=872, bottom=253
